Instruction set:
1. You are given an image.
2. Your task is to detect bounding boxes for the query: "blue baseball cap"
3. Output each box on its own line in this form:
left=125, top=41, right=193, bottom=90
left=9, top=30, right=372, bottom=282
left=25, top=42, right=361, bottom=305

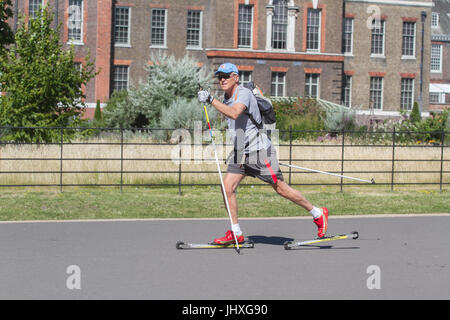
left=215, top=63, right=239, bottom=75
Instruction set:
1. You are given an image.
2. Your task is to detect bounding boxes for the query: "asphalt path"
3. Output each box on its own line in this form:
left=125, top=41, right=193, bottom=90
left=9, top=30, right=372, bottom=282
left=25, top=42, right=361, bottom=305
left=1, top=215, right=449, bottom=300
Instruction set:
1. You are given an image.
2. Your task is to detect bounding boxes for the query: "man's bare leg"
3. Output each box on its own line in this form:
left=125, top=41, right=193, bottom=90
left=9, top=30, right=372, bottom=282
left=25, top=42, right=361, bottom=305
left=271, top=179, right=313, bottom=211
left=222, top=173, right=246, bottom=224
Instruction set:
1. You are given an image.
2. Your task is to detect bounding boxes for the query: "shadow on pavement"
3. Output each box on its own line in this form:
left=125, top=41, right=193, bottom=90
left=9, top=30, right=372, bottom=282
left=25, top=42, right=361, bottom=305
left=248, top=235, right=294, bottom=245
left=248, top=235, right=361, bottom=250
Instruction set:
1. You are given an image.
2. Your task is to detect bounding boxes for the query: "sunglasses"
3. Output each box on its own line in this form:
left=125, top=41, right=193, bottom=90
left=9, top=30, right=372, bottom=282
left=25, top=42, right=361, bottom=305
left=216, top=73, right=236, bottom=80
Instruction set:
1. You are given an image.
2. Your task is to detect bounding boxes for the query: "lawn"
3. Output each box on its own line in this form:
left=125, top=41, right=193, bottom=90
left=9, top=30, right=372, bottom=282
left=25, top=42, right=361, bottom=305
left=0, top=185, right=448, bottom=221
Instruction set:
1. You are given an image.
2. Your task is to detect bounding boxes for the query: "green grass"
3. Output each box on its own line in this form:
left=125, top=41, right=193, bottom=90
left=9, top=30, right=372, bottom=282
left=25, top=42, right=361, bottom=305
left=0, top=186, right=448, bottom=221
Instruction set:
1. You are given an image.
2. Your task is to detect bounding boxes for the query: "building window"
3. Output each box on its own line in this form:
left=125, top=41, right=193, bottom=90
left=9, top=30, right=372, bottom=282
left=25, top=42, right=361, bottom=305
left=370, top=77, right=384, bottom=110
left=272, top=0, right=288, bottom=49
left=343, top=75, right=352, bottom=107
left=238, top=4, right=253, bottom=48
left=29, top=0, right=44, bottom=19
left=114, top=7, right=131, bottom=46
left=431, top=12, right=439, bottom=28
left=371, top=20, right=385, bottom=56
left=187, top=10, right=202, bottom=48
left=73, top=62, right=82, bottom=91
left=429, top=92, right=444, bottom=104
left=113, top=66, right=129, bottom=92
left=431, top=44, right=442, bottom=73
left=429, top=92, right=439, bottom=104
left=73, top=62, right=82, bottom=74
left=271, top=72, right=286, bottom=97
left=306, top=8, right=321, bottom=52
left=343, top=18, right=353, bottom=54
left=402, top=22, right=416, bottom=58
left=305, top=73, right=320, bottom=98
left=240, top=71, right=253, bottom=87
left=151, top=9, right=167, bottom=47
left=400, top=78, right=414, bottom=111
left=68, top=0, right=83, bottom=43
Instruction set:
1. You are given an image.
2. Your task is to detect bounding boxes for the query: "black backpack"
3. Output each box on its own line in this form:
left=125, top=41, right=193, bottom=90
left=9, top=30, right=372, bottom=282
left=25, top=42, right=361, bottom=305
left=244, top=81, right=276, bottom=129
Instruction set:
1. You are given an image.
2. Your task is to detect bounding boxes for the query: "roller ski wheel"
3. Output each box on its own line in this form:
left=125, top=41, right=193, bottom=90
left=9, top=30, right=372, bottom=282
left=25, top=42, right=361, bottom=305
left=176, top=241, right=185, bottom=250
left=283, top=241, right=293, bottom=250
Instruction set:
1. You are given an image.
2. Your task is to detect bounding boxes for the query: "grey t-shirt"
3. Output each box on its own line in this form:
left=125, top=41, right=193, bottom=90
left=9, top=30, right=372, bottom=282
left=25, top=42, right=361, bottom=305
left=223, top=85, right=271, bottom=155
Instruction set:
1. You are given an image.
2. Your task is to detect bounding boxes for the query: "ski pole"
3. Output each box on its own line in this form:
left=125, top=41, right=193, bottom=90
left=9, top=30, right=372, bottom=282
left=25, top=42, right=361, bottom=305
left=279, top=162, right=375, bottom=184
left=203, top=105, right=241, bottom=254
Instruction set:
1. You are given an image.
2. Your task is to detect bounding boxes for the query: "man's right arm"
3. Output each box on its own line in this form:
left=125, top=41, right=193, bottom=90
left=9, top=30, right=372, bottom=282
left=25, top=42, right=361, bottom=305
left=210, top=98, right=246, bottom=120
left=198, top=90, right=246, bottom=120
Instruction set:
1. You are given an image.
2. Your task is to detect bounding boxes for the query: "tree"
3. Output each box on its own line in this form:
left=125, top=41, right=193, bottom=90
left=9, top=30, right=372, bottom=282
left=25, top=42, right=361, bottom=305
left=0, top=0, right=14, bottom=54
left=410, top=102, right=421, bottom=123
left=93, top=99, right=103, bottom=125
left=0, top=5, right=96, bottom=142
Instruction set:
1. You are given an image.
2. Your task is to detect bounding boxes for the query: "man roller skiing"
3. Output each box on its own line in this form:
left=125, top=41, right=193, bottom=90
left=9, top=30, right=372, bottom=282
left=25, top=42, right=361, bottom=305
left=197, top=63, right=328, bottom=245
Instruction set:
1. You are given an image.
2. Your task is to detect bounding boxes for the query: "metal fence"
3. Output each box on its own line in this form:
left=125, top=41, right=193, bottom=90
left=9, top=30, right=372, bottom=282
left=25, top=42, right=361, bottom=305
left=0, top=126, right=448, bottom=193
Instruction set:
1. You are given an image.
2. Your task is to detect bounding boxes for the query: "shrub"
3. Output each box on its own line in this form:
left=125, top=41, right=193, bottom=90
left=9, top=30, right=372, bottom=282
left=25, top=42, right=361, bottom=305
left=273, top=97, right=325, bottom=140
left=103, top=53, right=213, bottom=129
left=103, top=89, right=130, bottom=128
left=324, top=107, right=358, bottom=133
left=410, top=102, right=421, bottom=123
left=153, top=97, right=225, bottom=141
left=93, top=100, right=103, bottom=126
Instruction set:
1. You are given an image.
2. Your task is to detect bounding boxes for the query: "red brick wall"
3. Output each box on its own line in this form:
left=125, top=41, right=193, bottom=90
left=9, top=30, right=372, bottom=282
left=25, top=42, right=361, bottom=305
left=95, top=0, right=112, bottom=103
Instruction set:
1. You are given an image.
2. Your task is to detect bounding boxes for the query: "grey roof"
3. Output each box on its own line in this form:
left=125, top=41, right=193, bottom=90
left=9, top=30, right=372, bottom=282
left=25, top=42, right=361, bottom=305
left=432, top=0, right=450, bottom=41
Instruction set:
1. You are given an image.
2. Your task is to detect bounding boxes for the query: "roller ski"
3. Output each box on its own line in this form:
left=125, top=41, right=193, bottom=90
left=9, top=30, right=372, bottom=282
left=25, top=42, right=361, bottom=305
left=284, top=231, right=359, bottom=250
left=177, top=230, right=254, bottom=250
left=176, top=240, right=254, bottom=250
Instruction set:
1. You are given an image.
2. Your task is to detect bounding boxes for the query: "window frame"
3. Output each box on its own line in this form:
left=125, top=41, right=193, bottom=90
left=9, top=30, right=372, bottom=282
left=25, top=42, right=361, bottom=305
left=239, top=71, right=253, bottom=87
left=343, top=75, right=352, bottom=108
left=431, top=12, right=439, bottom=28
left=343, top=18, right=354, bottom=55
left=112, top=65, right=130, bottom=92
left=186, top=10, right=203, bottom=49
left=401, top=21, right=416, bottom=59
left=29, top=0, right=45, bottom=19
left=400, top=78, right=415, bottom=111
left=429, top=92, right=445, bottom=104
left=238, top=4, right=254, bottom=48
left=370, top=20, right=385, bottom=57
left=271, top=0, right=289, bottom=50
left=150, top=8, right=168, bottom=48
left=114, top=6, right=132, bottom=47
left=271, top=72, right=286, bottom=97
left=431, top=44, right=443, bottom=73
left=306, top=8, right=322, bottom=52
left=305, top=73, right=320, bottom=99
left=370, top=77, right=384, bottom=110
left=67, top=0, right=84, bottom=45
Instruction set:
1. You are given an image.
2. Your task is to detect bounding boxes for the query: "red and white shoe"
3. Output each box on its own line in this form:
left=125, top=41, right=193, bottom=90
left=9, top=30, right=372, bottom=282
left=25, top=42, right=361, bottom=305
left=313, top=208, right=329, bottom=238
left=213, top=230, right=245, bottom=245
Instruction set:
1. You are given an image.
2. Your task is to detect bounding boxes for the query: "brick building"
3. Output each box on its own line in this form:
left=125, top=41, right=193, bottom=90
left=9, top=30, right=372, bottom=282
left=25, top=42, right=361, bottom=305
left=344, top=0, right=433, bottom=116
left=8, top=0, right=436, bottom=117
left=430, top=0, right=450, bottom=111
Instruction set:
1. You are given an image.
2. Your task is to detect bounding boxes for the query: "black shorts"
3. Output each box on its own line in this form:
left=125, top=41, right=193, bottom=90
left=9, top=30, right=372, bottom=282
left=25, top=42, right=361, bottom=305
left=226, top=147, right=284, bottom=184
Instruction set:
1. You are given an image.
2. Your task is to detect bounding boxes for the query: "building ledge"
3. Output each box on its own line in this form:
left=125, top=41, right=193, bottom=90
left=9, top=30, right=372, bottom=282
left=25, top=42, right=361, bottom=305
left=431, top=34, right=450, bottom=42
left=205, top=48, right=344, bottom=62
left=345, top=0, right=434, bottom=8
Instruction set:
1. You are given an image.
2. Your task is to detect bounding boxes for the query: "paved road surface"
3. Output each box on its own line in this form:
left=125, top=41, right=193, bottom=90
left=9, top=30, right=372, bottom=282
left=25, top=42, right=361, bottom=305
left=1, top=215, right=449, bottom=300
